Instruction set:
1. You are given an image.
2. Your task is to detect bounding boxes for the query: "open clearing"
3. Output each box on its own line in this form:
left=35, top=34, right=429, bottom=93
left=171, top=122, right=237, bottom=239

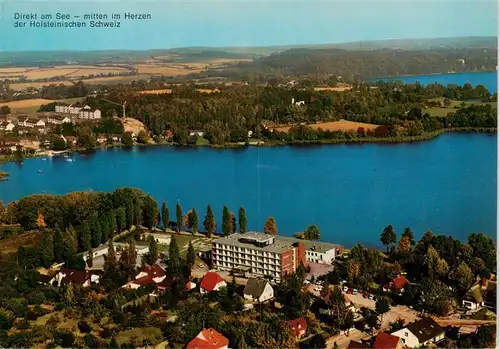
left=274, top=120, right=379, bottom=133
left=134, top=63, right=205, bottom=76
left=122, top=117, right=147, bottom=135
left=426, top=98, right=497, bottom=117
left=0, top=230, right=43, bottom=254
left=314, top=85, right=352, bottom=92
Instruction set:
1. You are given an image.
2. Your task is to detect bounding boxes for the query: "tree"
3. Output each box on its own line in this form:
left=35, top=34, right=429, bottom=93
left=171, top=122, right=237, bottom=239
left=402, top=227, right=415, bottom=246
left=87, top=245, right=94, bottom=268
left=375, top=296, right=390, bottom=323
left=346, top=259, right=361, bottom=283
left=452, top=262, right=474, bottom=293
left=468, top=233, right=496, bottom=271
left=115, top=207, right=126, bottom=233
left=305, top=334, right=326, bottom=349
left=36, top=211, right=47, bottom=228
left=425, top=246, right=440, bottom=279
left=230, top=212, right=236, bottom=234
left=380, top=225, right=396, bottom=253
left=264, top=217, right=277, bottom=235
left=79, top=221, right=92, bottom=251
left=161, top=202, right=169, bottom=230
left=188, top=209, right=199, bottom=234
left=176, top=203, right=183, bottom=232
left=304, top=224, right=320, bottom=240
left=222, top=206, right=231, bottom=236
left=398, top=235, right=412, bottom=253
left=167, top=236, right=181, bottom=277
left=53, top=228, right=65, bottom=262
left=39, top=232, right=54, bottom=268
left=436, top=258, right=450, bottom=278
left=144, top=235, right=158, bottom=265
left=186, top=241, right=195, bottom=270
left=122, top=132, right=134, bottom=146
left=238, top=207, right=247, bottom=233
left=100, top=216, right=111, bottom=243
left=203, top=204, right=216, bottom=237
left=91, top=220, right=102, bottom=248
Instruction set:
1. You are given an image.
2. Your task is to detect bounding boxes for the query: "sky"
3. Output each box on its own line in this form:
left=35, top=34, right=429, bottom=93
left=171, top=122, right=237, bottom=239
left=0, top=0, right=497, bottom=51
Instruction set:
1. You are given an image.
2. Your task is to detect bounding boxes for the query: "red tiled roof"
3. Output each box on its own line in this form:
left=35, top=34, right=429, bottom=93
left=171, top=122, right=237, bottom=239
left=347, top=340, right=370, bottom=349
left=200, top=272, right=224, bottom=292
left=287, top=317, right=307, bottom=337
left=373, top=332, right=401, bottom=349
left=186, top=328, right=229, bottom=349
left=392, top=276, right=409, bottom=290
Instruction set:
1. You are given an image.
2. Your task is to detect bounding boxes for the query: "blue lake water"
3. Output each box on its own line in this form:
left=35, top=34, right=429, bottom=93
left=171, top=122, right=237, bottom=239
left=373, top=71, right=498, bottom=93
left=0, top=133, right=496, bottom=248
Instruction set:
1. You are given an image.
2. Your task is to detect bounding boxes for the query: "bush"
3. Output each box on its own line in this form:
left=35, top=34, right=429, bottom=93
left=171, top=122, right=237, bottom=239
left=78, top=320, right=91, bottom=333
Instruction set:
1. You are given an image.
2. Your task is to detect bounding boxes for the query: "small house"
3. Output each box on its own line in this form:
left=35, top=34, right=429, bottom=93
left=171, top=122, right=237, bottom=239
left=243, top=277, right=274, bottom=303
left=53, top=267, right=100, bottom=287
left=383, top=275, right=409, bottom=293
left=287, top=317, right=307, bottom=338
left=462, top=279, right=497, bottom=311
left=200, top=272, right=226, bottom=294
left=373, top=332, right=404, bottom=349
left=391, top=317, right=445, bottom=348
left=122, top=263, right=166, bottom=289
left=186, top=328, right=229, bottom=349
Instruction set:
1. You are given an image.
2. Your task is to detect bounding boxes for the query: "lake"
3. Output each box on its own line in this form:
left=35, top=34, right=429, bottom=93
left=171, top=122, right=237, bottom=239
left=373, top=71, right=498, bottom=93
left=0, top=133, right=496, bottom=248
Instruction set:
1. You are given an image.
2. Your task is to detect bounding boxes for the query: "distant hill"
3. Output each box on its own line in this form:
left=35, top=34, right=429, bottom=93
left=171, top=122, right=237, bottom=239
left=0, top=36, right=496, bottom=66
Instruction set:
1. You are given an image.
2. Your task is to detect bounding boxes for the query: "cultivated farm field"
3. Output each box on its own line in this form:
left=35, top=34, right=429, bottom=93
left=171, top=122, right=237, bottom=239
left=8, top=80, right=75, bottom=91
left=0, top=65, right=130, bottom=81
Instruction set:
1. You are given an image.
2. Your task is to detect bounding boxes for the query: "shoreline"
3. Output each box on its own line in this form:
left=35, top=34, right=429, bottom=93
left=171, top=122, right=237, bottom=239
left=368, top=70, right=497, bottom=81
left=0, top=127, right=496, bottom=165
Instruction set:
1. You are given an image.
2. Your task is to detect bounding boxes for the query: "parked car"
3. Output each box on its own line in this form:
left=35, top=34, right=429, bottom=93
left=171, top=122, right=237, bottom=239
left=314, top=286, right=323, bottom=292
left=304, top=280, right=310, bottom=285
left=368, top=294, right=374, bottom=300
left=343, top=286, right=348, bottom=292
left=363, top=292, right=369, bottom=298
left=197, top=263, right=204, bottom=268
left=352, top=289, right=358, bottom=295
left=347, top=289, right=353, bottom=294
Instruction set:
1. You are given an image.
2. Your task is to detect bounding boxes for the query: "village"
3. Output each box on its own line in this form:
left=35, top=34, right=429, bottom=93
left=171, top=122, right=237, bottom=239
left=32, top=223, right=496, bottom=349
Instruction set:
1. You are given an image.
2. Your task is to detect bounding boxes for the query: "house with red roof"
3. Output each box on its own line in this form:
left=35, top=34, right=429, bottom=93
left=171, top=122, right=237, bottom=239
left=373, top=332, right=404, bottom=349
left=287, top=317, right=307, bottom=338
left=186, top=328, right=229, bottom=349
left=52, top=267, right=100, bottom=287
left=200, top=272, right=227, bottom=294
left=383, top=275, right=409, bottom=293
left=122, top=263, right=166, bottom=290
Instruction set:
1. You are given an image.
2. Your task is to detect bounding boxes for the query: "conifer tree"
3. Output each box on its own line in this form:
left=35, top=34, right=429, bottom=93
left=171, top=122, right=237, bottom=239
left=161, top=201, right=169, bottom=230
left=238, top=207, right=247, bottom=233
left=203, top=204, right=216, bottom=237
left=87, top=245, right=94, bottom=268
left=167, top=236, right=181, bottom=277
left=186, top=241, right=195, bottom=270
left=53, top=228, right=65, bottom=262
left=40, top=232, right=54, bottom=268
left=222, top=206, right=231, bottom=236
left=189, top=209, right=199, bottom=234
left=176, top=203, right=183, bottom=232
left=108, top=210, right=117, bottom=236
left=79, top=221, right=91, bottom=251
left=115, top=207, right=126, bottom=233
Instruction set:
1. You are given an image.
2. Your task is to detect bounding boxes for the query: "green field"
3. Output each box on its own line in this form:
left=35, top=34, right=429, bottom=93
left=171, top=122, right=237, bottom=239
left=426, top=98, right=497, bottom=117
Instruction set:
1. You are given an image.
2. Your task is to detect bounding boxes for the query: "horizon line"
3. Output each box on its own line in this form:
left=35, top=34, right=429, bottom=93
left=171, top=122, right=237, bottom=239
left=0, top=35, right=497, bottom=54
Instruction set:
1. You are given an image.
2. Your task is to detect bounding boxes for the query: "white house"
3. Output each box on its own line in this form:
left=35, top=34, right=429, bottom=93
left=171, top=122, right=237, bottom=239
left=55, top=104, right=70, bottom=114
left=462, top=279, right=496, bottom=311
left=142, top=232, right=171, bottom=245
left=292, top=98, right=305, bottom=106
left=189, top=131, right=204, bottom=137
left=79, top=106, right=102, bottom=120
left=391, top=318, right=445, bottom=348
left=0, top=121, right=15, bottom=131
left=46, top=114, right=72, bottom=125
left=243, top=278, right=274, bottom=303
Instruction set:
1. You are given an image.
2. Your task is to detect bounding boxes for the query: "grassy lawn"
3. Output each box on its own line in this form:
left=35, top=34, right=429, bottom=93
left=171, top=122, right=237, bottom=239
left=469, top=308, right=496, bottom=321
left=115, top=327, right=163, bottom=346
left=196, top=137, right=210, bottom=146
left=165, top=233, right=212, bottom=255
left=426, top=98, right=497, bottom=117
